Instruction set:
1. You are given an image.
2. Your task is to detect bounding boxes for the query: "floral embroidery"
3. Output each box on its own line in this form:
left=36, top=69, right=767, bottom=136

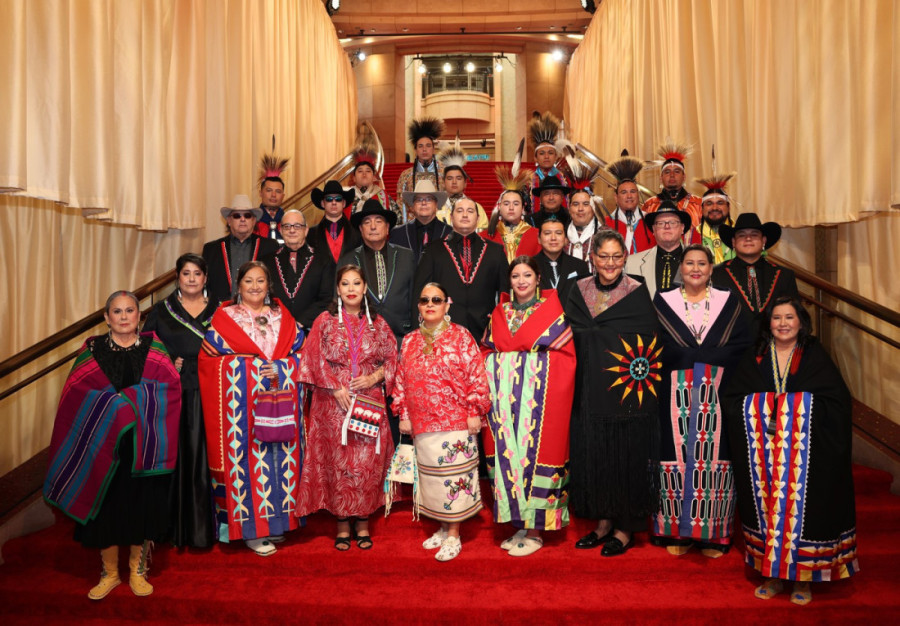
left=438, top=436, right=477, bottom=465
left=443, top=471, right=477, bottom=510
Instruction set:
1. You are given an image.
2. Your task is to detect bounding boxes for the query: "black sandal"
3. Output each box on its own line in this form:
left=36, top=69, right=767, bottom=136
left=353, top=517, right=373, bottom=550
left=335, top=517, right=352, bottom=551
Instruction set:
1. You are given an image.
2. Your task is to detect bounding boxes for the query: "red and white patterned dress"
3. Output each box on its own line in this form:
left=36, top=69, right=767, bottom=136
left=296, top=311, right=398, bottom=518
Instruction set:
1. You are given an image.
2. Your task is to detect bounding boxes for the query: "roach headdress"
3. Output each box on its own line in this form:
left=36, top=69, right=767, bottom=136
left=438, top=132, right=471, bottom=181
left=352, top=123, right=379, bottom=173
left=606, top=153, right=644, bottom=188
left=527, top=111, right=561, bottom=152
left=407, top=117, right=445, bottom=146
left=258, top=135, right=290, bottom=185
left=655, top=139, right=693, bottom=171
left=695, top=173, right=735, bottom=201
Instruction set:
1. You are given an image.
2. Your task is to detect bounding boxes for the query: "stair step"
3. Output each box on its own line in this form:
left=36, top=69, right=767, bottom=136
left=380, top=161, right=515, bottom=214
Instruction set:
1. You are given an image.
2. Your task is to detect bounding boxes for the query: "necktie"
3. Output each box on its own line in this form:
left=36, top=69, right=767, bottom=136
left=422, top=231, right=429, bottom=248
left=375, top=250, right=387, bottom=299
left=748, top=266, right=762, bottom=311
left=330, top=222, right=338, bottom=240
left=661, top=253, right=674, bottom=289
left=549, top=261, right=559, bottom=288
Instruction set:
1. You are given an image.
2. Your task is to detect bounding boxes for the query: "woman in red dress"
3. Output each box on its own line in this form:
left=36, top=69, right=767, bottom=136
left=296, top=265, right=398, bottom=550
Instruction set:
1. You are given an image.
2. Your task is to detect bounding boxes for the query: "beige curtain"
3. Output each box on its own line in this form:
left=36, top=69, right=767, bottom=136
left=566, top=0, right=898, bottom=227
left=565, top=0, right=899, bottom=418
left=0, top=0, right=357, bottom=475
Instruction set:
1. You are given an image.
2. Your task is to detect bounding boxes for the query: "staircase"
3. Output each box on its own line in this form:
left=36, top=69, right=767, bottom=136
left=382, top=161, right=514, bottom=214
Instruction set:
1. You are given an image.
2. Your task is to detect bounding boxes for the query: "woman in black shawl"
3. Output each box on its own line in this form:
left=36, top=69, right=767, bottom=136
left=564, top=229, right=661, bottom=557
left=723, top=296, right=858, bottom=605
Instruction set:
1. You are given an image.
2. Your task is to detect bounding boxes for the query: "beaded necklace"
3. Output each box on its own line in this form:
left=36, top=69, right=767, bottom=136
left=769, top=339, right=797, bottom=395
left=681, top=285, right=710, bottom=342
left=419, top=319, right=449, bottom=356
left=342, top=310, right=364, bottom=377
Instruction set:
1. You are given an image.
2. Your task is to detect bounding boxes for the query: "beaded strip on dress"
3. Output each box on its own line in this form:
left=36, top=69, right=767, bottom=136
left=275, top=253, right=314, bottom=299
left=164, top=299, right=210, bottom=340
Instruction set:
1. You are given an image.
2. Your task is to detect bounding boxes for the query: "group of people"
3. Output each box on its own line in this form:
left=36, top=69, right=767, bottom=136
left=42, top=115, right=858, bottom=607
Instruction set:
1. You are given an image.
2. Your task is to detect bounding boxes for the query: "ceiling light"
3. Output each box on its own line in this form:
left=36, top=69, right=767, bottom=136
left=551, top=49, right=565, bottom=62
left=356, top=50, right=366, bottom=62
left=548, top=34, right=559, bottom=41
left=567, top=34, right=584, bottom=40
left=515, top=26, right=522, bottom=31
left=580, top=0, right=598, bottom=14
left=443, top=62, right=452, bottom=73
left=465, top=61, right=475, bottom=73
left=494, top=60, right=503, bottom=72
left=418, top=63, right=426, bottom=74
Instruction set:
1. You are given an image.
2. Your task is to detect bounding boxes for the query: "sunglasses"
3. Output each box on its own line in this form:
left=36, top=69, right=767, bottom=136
left=324, top=195, right=345, bottom=203
left=230, top=212, right=254, bottom=220
left=418, top=296, right=446, bottom=305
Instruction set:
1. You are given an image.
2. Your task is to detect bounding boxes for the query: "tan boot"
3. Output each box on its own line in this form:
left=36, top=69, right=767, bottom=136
left=88, top=546, right=121, bottom=600
left=128, top=542, right=154, bottom=596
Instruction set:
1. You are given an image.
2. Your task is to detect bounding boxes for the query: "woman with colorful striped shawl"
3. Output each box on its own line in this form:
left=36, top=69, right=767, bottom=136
left=198, top=261, right=305, bottom=557
left=44, top=291, right=181, bottom=600
left=724, top=297, right=858, bottom=606
left=482, top=256, right=576, bottom=557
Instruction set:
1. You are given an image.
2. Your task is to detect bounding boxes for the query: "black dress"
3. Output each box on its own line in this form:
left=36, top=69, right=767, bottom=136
left=144, top=294, right=218, bottom=548
left=73, top=337, right=172, bottom=548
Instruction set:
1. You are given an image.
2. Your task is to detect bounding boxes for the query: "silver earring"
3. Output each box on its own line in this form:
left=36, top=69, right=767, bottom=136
left=176, top=287, right=182, bottom=300
left=235, top=293, right=242, bottom=304
left=364, top=297, right=373, bottom=329
left=443, top=313, right=451, bottom=323
left=264, top=292, right=272, bottom=306
left=203, top=286, right=208, bottom=301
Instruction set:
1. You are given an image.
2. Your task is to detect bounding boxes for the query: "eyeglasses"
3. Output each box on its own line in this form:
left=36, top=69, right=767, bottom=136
left=594, top=253, right=626, bottom=264
left=324, top=195, right=344, bottom=203
left=654, top=220, right=682, bottom=229
left=418, top=296, right=446, bottom=305
left=281, top=223, right=307, bottom=231
left=230, top=212, right=254, bottom=220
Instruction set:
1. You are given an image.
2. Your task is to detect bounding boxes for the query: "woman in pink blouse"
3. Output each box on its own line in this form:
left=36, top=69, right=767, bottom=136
left=392, top=283, right=491, bottom=562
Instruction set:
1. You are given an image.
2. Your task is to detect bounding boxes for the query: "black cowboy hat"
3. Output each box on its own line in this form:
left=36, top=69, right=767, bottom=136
left=719, top=212, right=782, bottom=250
left=350, top=198, right=397, bottom=230
left=530, top=175, right=571, bottom=196
left=311, top=180, right=355, bottom=210
left=643, top=200, right=692, bottom=233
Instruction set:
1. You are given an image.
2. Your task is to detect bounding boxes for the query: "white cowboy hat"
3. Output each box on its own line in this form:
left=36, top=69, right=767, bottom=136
left=401, top=179, right=448, bottom=209
left=220, top=194, right=263, bottom=220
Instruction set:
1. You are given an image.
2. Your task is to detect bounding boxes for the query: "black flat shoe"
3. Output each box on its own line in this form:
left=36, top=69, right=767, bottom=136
left=575, top=529, right=614, bottom=549
left=600, top=536, right=633, bottom=557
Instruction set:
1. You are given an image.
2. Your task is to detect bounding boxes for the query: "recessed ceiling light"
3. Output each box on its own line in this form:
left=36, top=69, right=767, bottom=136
left=402, top=27, right=409, bottom=32
left=548, top=34, right=559, bottom=41
left=515, top=26, right=522, bottom=31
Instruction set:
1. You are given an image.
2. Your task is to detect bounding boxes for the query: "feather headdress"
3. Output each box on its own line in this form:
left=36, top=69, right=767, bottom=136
left=655, top=139, right=693, bottom=171
left=527, top=111, right=561, bottom=151
left=606, top=154, right=644, bottom=187
left=438, top=132, right=471, bottom=181
left=352, top=122, right=379, bottom=172
left=258, top=135, right=290, bottom=184
left=557, top=149, right=601, bottom=192
left=695, top=173, right=735, bottom=200
left=407, top=116, right=445, bottom=145
left=494, top=163, right=533, bottom=194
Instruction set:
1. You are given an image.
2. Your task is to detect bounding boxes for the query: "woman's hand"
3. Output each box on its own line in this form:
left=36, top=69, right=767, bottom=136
left=173, top=357, right=184, bottom=372
left=259, top=362, right=278, bottom=380
left=348, top=369, right=381, bottom=393
left=398, top=419, right=413, bottom=435
left=333, top=386, right=352, bottom=411
left=466, top=416, right=482, bottom=435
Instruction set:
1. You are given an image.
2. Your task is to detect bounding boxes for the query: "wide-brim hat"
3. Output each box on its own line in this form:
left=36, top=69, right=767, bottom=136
left=401, top=179, right=448, bottom=209
left=311, top=180, right=355, bottom=210
left=531, top=175, right=571, bottom=196
left=220, top=194, right=262, bottom=220
left=719, top=212, right=782, bottom=250
left=350, top=198, right=397, bottom=229
left=643, top=201, right=692, bottom=233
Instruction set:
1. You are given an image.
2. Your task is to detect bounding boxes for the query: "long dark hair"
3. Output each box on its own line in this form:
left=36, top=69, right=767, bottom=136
left=327, top=264, right=376, bottom=317
left=233, top=261, right=278, bottom=308
left=755, top=296, right=813, bottom=356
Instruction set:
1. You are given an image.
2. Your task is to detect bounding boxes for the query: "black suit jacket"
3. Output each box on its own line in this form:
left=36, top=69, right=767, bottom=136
left=262, top=244, right=336, bottom=328
left=389, top=219, right=453, bottom=261
left=414, top=232, right=509, bottom=341
left=712, top=256, right=799, bottom=336
left=308, top=216, right=362, bottom=265
left=532, top=251, right=590, bottom=304
left=339, top=244, right=416, bottom=343
left=202, top=234, right=279, bottom=304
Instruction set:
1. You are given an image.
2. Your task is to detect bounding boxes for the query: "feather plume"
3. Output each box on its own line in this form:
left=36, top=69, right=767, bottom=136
left=352, top=122, right=379, bottom=170
left=407, top=117, right=445, bottom=145
left=258, top=135, right=290, bottom=183
left=695, top=172, right=735, bottom=197
left=495, top=164, right=533, bottom=193
left=527, top=111, right=560, bottom=150
left=606, top=155, right=644, bottom=185
left=438, top=132, right=470, bottom=181
left=711, top=144, right=717, bottom=177
left=655, top=138, right=693, bottom=166
left=510, top=138, right=525, bottom=177
left=557, top=153, right=601, bottom=191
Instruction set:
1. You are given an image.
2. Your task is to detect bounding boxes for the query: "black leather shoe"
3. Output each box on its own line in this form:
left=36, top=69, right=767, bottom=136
left=575, top=529, right=614, bottom=549
left=600, top=536, right=633, bottom=557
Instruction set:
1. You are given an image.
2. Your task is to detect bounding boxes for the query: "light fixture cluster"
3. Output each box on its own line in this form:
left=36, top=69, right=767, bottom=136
left=414, top=54, right=512, bottom=76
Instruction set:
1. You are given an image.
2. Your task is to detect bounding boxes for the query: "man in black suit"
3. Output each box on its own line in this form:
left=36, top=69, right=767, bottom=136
left=414, top=197, right=508, bottom=341
left=261, top=209, right=335, bottom=328
left=307, top=180, right=361, bottom=265
left=532, top=215, right=589, bottom=304
left=712, top=213, right=799, bottom=335
left=389, top=180, right=452, bottom=261
left=339, top=199, right=415, bottom=346
left=202, top=194, right=279, bottom=304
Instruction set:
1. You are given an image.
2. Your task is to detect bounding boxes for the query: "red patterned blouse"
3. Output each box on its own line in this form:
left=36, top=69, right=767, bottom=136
left=392, top=323, right=491, bottom=435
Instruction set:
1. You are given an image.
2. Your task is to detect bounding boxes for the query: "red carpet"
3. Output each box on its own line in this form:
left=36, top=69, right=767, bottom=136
left=382, top=161, right=513, bottom=213
left=1, top=464, right=898, bottom=625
